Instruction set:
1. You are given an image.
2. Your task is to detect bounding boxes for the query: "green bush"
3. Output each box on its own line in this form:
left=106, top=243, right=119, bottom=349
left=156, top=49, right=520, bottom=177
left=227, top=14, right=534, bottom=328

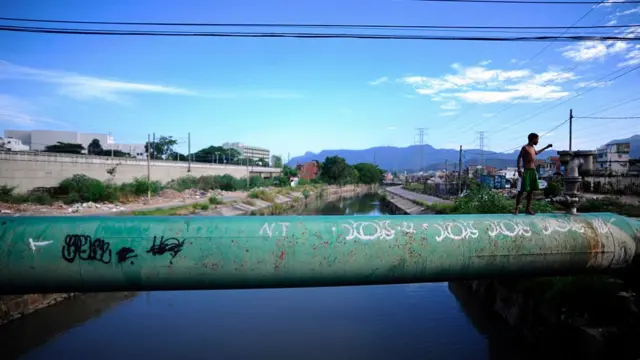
left=208, top=195, right=224, bottom=205
left=193, top=202, right=210, bottom=211
left=27, top=192, right=55, bottom=205
left=544, top=179, right=563, bottom=198
left=248, top=189, right=276, bottom=203
left=166, top=176, right=198, bottom=192
left=59, top=174, right=110, bottom=203
left=272, top=175, right=290, bottom=187
left=121, top=177, right=162, bottom=197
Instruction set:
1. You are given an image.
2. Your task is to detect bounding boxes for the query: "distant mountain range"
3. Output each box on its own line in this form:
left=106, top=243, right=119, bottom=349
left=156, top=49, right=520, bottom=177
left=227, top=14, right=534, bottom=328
left=287, top=134, right=640, bottom=172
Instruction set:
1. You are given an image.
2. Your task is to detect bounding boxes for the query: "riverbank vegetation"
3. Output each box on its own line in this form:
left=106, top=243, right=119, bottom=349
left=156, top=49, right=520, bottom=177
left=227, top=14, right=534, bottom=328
left=416, top=181, right=554, bottom=214
left=0, top=155, right=386, bottom=208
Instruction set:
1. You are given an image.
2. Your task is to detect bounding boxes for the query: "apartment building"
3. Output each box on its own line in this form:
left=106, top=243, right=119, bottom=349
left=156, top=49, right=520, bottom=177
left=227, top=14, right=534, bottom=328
left=595, top=142, right=630, bottom=174
left=222, top=142, right=270, bottom=162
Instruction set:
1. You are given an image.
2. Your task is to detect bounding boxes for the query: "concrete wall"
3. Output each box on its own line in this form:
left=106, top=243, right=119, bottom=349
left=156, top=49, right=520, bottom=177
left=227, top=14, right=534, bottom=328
left=0, top=152, right=282, bottom=192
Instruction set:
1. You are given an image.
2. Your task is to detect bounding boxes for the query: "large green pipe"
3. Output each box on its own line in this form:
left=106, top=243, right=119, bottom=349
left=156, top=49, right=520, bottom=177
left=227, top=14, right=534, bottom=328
left=0, top=213, right=639, bottom=294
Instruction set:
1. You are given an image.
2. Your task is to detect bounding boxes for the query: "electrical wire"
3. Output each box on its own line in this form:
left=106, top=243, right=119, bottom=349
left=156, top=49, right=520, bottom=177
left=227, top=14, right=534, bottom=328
left=413, top=0, right=640, bottom=4
left=3, top=25, right=640, bottom=41
left=1, top=16, right=639, bottom=30
left=574, top=116, right=640, bottom=119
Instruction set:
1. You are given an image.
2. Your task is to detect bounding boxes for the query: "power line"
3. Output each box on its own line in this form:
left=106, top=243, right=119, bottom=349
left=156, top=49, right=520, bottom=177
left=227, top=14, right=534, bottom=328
left=413, top=0, right=640, bottom=4
left=490, top=62, right=640, bottom=137
left=442, top=1, right=604, bottom=133
left=574, top=116, right=640, bottom=119
left=1, top=17, right=638, bottom=30
left=2, top=25, right=640, bottom=41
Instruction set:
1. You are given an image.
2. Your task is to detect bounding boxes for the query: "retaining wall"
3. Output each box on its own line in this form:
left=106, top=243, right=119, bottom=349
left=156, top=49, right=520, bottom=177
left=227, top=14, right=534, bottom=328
left=0, top=152, right=281, bottom=191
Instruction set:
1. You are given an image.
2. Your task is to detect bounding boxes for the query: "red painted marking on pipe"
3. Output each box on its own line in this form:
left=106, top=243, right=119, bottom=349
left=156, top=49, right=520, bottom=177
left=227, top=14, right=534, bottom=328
left=279, top=250, right=286, bottom=261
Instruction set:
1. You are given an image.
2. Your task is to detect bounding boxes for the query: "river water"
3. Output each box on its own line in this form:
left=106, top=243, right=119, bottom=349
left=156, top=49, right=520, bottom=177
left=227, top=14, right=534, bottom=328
left=2, top=194, right=551, bottom=360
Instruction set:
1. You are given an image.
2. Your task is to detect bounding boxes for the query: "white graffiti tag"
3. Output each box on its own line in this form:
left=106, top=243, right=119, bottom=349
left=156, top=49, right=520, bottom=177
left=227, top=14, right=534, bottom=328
left=399, top=221, right=416, bottom=234
left=342, top=220, right=396, bottom=241
left=433, top=221, right=478, bottom=242
left=591, top=218, right=616, bottom=234
left=28, top=238, right=53, bottom=252
left=486, top=220, right=532, bottom=237
left=542, top=219, right=586, bottom=235
left=259, top=222, right=291, bottom=238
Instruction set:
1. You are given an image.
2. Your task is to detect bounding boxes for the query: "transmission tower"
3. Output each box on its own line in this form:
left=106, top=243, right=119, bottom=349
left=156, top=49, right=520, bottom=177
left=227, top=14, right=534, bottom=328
left=415, top=128, right=427, bottom=172
left=476, top=131, right=487, bottom=168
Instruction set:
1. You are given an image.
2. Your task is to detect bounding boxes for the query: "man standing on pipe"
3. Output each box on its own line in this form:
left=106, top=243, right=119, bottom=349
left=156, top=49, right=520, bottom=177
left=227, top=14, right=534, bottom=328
left=514, top=133, right=552, bottom=215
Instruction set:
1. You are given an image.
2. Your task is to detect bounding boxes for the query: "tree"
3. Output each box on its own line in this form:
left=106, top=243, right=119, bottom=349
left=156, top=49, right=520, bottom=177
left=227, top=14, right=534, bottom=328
left=256, top=157, right=268, bottom=167
left=44, top=142, right=85, bottom=155
left=145, top=135, right=178, bottom=160
left=354, top=163, right=384, bottom=184
left=320, top=156, right=351, bottom=185
left=87, top=138, right=103, bottom=155
left=271, top=155, right=283, bottom=168
left=193, top=145, right=242, bottom=164
left=282, top=165, right=299, bottom=178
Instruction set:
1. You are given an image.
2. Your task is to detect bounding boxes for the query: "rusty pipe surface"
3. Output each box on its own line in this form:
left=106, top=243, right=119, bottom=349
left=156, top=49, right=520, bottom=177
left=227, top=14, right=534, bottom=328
left=0, top=213, right=639, bottom=294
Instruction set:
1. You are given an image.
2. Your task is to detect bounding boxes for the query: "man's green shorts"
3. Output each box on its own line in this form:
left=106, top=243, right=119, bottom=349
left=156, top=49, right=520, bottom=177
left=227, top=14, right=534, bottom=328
left=518, top=168, right=539, bottom=193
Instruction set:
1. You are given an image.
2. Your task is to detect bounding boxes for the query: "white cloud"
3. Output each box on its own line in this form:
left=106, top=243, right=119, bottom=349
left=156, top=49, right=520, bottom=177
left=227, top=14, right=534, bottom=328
left=560, top=41, right=629, bottom=62
left=616, top=6, right=640, bottom=15
left=438, top=111, right=458, bottom=117
left=606, top=19, right=618, bottom=25
left=0, top=60, right=302, bottom=103
left=399, top=63, right=575, bottom=104
left=368, top=76, right=389, bottom=86
left=619, top=46, right=640, bottom=67
left=479, top=60, right=492, bottom=66
left=0, top=61, right=195, bottom=103
left=0, top=94, right=68, bottom=127
left=440, top=100, right=459, bottom=110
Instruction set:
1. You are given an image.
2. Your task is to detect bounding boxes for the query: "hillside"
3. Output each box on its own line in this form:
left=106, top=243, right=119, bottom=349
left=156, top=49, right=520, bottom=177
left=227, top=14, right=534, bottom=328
left=287, top=133, right=639, bottom=171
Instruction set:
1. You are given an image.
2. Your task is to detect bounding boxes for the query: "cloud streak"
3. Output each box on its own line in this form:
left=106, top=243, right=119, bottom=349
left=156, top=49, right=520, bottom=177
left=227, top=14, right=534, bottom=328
left=368, top=76, right=389, bottom=86
left=0, top=60, right=303, bottom=103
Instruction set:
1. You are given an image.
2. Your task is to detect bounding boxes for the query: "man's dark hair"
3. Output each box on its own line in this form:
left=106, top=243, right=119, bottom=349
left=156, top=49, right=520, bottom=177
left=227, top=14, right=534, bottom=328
left=528, top=133, right=539, bottom=142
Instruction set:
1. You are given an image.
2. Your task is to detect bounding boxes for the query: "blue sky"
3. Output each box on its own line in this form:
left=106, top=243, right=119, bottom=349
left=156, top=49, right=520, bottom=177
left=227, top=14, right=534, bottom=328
left=1, top=0, right=639, bottom=158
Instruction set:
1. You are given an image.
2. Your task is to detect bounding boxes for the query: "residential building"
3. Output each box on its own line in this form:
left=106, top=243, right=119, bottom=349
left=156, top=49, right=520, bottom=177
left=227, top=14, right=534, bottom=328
left=222, top=142, right=270, bottom=162
left=595, top=142, right=630, bottom=175
left=296, top=161, right=320, bottom=180
left=536, top=157, right=561, bottom=178
left=3, top=129, right=146, bottom=159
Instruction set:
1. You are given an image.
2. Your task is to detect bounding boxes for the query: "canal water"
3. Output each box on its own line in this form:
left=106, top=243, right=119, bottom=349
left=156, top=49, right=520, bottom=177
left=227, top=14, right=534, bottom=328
left=2, top=194, right=549, bottom=360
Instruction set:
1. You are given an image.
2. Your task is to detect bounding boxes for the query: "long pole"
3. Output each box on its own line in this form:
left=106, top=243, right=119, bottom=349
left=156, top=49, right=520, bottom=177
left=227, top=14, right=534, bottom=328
left=109, top=132, right=114, bottom=158
left=152, top=133, right=155, bottom=160
left=147, top=133, right=151, bottom=199
left=458, top=145, right=463, bottom=196
left=569, top=108, right=573, bottom=152
left=445, top=160, right=448, bottom=195
left=187, top=132, right=191, bottom=172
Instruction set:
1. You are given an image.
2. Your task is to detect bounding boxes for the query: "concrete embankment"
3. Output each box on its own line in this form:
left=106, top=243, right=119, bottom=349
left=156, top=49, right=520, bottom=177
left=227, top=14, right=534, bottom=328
left=383, top=186, right=451, bottom=215
left=0, top=184, right=375, bottom=325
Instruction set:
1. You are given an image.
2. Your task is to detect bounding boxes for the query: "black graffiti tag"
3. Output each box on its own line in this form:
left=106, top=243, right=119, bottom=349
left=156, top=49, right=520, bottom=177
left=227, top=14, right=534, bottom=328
left=146, top=236, right=186, bottom=264
left=61, top=235, right=112, bottom=264
left=116, top=247, right=138, bottom=264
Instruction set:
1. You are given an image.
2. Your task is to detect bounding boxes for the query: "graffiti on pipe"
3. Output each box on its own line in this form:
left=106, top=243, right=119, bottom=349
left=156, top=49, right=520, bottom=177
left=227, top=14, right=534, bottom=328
left=259, top=216, right=619, bottom=242
left=486, top=220, right=531, bottom=237
left=433, top=221, right=479, bottom=242
left=116, top=247, right=138, bottom=264
left=61, top=234, right=112, bottom=264
left=259, top=222, right=291, bottom=238
left=28, top=238, right=53, bottom=252
left=146, top=236, right=186, bottom=264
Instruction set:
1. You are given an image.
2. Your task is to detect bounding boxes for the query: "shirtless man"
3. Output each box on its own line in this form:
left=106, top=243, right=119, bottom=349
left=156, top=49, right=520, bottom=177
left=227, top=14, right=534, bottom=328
left=514, top=133, right=552, bottom=215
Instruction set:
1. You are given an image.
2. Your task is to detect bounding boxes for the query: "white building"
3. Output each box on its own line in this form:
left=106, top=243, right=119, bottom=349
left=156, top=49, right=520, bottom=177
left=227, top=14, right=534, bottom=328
left=3, top=129, right=146, bottom=159
left=222, top=142, right=270, bottom=162
left=595, top=142, right=630, bottom=175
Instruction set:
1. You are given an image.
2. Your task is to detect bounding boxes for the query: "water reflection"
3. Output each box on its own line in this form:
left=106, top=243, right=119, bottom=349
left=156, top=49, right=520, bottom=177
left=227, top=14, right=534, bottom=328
left=300, top=193, right=386, bottom=216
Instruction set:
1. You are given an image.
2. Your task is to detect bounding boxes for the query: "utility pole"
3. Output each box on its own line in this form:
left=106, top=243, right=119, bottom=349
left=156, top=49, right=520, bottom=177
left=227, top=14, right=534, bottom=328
left=569, top=108, right=573, bottom=151
left=458, top=145, right=463, bottom=196
left=187, top=132, right=191, bottom=173
left=147, top=134, right=151, bottom=199
left=152, top=133, right=155, bottom=160
left=444, top=159, right=448, bottom=195
left=109, top=132, right=114, bottom=158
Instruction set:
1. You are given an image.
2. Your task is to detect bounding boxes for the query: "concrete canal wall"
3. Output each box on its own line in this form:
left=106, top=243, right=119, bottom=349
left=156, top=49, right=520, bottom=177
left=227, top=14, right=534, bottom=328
left=0, top=151, right=281, bottom=192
